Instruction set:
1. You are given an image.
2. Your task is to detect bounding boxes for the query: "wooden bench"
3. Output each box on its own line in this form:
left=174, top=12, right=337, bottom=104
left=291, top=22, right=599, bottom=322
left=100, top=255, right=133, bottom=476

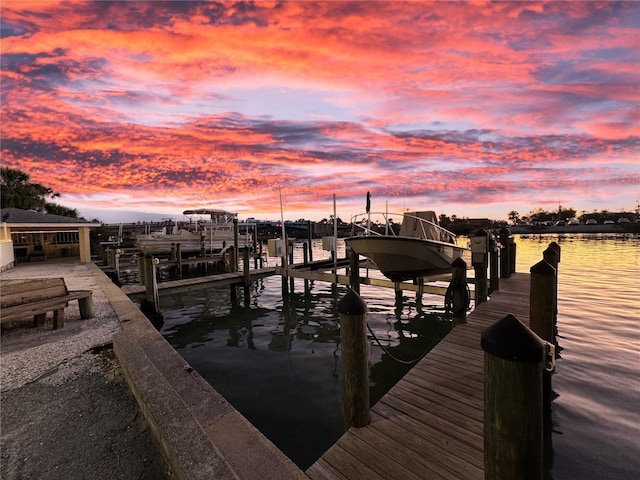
left=1, top=278, right=94, bottom=330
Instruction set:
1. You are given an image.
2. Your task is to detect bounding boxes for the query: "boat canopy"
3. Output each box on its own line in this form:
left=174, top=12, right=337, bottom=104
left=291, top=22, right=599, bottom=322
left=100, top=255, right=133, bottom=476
left=399, top=211, right=440, bottom=240
left=182, top=208, right=235, bottom=216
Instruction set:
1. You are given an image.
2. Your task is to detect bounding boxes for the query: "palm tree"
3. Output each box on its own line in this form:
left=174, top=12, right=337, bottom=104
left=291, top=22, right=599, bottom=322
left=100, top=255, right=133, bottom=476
left=45, top=203, right=78, bottom=218
left=1, top=167, right=59, bottom=210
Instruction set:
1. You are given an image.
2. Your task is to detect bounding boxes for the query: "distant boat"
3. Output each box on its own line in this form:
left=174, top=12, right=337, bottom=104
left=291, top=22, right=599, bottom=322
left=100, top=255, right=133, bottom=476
left=135, top=209, right=252, bottom=255
left=345, top=210, right=468, bottom=281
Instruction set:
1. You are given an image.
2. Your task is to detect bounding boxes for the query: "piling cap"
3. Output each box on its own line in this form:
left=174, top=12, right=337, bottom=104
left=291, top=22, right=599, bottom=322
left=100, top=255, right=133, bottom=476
left=481, top=314, right=544, bottom=363
left=530, top=259, right=556, bottom=276
left=451, top=257, right=467, bottom=269
left=499, top=226, right=512, bottom=238
left=548, top=242, right=561, bottom=262
left=338, top=289, right=367, bottom=316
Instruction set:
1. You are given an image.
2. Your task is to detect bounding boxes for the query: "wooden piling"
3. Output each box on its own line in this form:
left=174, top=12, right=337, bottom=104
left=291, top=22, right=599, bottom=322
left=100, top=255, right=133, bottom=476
left=138, top=253, right=145, bottom=285
left=308, top=220, right=314, bottom=263
left=233, top=218, right=239, bottom=265
left=176, top=243, right=183, bottom=279
left=530, top=260, right=556, bottom=344
left=509, top=236, right=517, bottom=274
left=349, top=248, right=360, bottom=294
left=489, top=248, right=499, bottom=294
left=243, top=247, right=250, bottom=305
left=448, top=257, right=469, bottom=323
left=481, top=314, right=544, bottom=480
left=471, top=229, right=490, bottom=304
left=544, top=243, right=560, bottom=325
left=338, top=289, right=370, bottom=429
left=530, top=258, right=556, bottom=410
left=499, top=227, right=512, bottom=278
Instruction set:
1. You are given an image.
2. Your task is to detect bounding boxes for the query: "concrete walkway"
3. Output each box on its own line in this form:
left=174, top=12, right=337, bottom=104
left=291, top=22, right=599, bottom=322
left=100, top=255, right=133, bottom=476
left=1, top=259, right=307, bottom=480
left=1, top=260, right=172, bottom=479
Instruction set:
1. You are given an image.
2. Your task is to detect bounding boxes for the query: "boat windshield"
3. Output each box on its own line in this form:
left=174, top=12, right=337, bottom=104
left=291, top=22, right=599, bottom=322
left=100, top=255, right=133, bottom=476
left=350, top=210, right=457, bottom=244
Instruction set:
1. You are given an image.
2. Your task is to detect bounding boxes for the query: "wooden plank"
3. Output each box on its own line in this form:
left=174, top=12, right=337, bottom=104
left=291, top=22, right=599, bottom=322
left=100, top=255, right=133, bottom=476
left=1, top=278, right=68, bottom=307
left=120, top=267, right=276, bottom=296
left=365, top=414, right=483, bottom=480
left=315, top=443, right=387, bottom=480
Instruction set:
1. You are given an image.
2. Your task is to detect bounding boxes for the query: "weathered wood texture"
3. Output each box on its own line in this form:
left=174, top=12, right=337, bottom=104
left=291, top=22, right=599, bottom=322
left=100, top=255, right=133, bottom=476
left=306, top=272, right=531, bottom=480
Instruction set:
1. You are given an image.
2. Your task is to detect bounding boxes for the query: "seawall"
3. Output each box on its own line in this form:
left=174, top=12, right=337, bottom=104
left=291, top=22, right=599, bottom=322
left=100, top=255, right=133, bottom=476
left=88, top=263, right=307, bottom=480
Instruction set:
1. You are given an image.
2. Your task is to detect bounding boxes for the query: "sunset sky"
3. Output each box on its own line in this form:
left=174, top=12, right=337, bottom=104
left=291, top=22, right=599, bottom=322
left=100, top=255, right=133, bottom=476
left=1, top=1, right=639, bottom=223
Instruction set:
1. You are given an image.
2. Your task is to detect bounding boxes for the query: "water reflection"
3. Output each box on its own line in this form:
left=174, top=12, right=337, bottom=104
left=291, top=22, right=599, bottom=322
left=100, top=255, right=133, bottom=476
left=159, top=273, right=452, bottom=469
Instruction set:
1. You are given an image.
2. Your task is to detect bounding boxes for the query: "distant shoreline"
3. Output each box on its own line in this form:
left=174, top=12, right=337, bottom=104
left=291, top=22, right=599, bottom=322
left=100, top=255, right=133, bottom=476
left=509, top=223, right=639, bottom=235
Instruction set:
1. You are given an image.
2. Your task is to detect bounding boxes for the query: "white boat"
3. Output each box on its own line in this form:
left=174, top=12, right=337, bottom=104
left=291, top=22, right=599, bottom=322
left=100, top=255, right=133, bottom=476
left=135, top=209, right=253, bottom=255
left=345, top=211, right=468, bottom=281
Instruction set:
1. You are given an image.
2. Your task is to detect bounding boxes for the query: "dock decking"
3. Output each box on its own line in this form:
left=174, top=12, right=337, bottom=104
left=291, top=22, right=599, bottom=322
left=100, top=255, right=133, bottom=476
left=306, top=272, right=531, bottom=480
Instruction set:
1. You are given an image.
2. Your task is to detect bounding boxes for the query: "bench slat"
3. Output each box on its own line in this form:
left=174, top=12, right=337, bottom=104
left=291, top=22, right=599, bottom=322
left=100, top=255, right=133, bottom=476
left=1, top=277, right=93, bottom=327
left=1, top=278, right=69, bottom=308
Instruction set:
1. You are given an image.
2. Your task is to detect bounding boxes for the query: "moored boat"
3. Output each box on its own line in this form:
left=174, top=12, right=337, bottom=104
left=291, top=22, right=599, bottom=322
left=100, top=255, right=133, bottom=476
left=135, top=208, right=253, bottom=254
left=345, top=210, right=468, bottom=281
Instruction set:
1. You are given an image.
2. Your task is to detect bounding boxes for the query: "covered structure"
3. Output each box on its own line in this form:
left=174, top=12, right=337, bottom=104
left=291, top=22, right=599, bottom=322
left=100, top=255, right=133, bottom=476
left=0, top=208, right=101, bottom=270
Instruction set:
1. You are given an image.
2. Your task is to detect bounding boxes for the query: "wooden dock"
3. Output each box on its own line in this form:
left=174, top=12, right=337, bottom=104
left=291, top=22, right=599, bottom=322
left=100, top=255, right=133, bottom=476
left=120, top=267, right=276, bottom=296
left=306, top=272, right=531, bottom=480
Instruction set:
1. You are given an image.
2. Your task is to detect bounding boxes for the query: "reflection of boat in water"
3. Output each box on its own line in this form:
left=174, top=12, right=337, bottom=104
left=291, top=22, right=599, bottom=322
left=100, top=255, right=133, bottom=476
left=136, top=208, right=253, bottom=254
left=345, top=210, right=468, bottom=282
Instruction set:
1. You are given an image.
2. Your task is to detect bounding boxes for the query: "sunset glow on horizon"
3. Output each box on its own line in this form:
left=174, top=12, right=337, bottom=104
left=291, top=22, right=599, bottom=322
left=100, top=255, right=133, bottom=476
left=1, top=1, right=638, bottom=223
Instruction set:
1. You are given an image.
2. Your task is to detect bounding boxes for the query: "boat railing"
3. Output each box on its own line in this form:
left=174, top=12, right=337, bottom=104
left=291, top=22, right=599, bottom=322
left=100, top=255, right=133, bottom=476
left=350, top=211, right=458, bottom=244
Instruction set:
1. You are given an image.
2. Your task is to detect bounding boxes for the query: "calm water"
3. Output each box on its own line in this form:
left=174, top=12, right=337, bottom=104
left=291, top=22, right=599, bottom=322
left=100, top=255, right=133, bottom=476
left=158, top=234, right=640, bottom=477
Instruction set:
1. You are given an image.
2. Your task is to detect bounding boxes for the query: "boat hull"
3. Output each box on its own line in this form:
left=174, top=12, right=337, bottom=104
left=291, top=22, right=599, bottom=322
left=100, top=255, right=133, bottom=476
left=345, top=236, right=468, bottom=281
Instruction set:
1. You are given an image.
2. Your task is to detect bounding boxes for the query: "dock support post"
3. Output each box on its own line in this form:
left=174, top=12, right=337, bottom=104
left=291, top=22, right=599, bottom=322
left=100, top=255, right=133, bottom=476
left=229, top=246, right=236, bottom=274
left=447, top=257, right=469, bottom=323
left=349, top=247, right=360, bottom=294
left=471, top=229, right=490, bottom=304
left=545, top=243, right=560, bottom=324
left=307, top=220, right=314, bottom=263
left=114, top=249, right=121, bottom=284
left=489, top=246, right=499, bottom=294
left=481, top=314, right=544, bottom=480
left=338, top=290, right=370, bottom=429
left=138, top=253, right=145, bottom=286
left=530, top=259, right=556, bottom=412
left=234, top=218, right=239, bottom=267
left=141, top=254, right=163, bottom=324
left=281, top=252, right=288, bottom=297
left=288, top=240, right=294, bottom=292
left=499, top=227, right=512, bottom=278
left=474, top=260, right=488, bottom=305
left=509, top=235, right=517, bottom=274
left=243, top=247, right=250, bottom=306
left=303, top=243, right=310, bottom=294
left=200, top=238, right=206, bottom=274
left=176, top=243, right=183, bottom=279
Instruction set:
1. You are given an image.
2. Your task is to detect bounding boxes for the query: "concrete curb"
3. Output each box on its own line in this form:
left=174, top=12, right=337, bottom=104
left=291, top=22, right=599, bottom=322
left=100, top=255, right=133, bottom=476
left=87, top=263, right=308, bottom=480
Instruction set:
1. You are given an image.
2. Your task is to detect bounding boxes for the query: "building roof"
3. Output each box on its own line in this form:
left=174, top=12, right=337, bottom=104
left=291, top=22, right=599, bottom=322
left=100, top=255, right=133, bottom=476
left=0, top=208, right=101, bottom=228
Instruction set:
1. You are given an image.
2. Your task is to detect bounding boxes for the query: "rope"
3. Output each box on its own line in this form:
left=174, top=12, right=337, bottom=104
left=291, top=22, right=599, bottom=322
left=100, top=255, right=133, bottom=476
left=366, top=322, right=437, bottom=365
left=444, top=277, right=471, bottom=316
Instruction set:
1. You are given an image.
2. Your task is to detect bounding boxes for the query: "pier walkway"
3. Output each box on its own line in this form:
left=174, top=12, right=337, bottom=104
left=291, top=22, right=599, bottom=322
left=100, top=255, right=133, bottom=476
left=306, top=273, right=531, bottom=480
